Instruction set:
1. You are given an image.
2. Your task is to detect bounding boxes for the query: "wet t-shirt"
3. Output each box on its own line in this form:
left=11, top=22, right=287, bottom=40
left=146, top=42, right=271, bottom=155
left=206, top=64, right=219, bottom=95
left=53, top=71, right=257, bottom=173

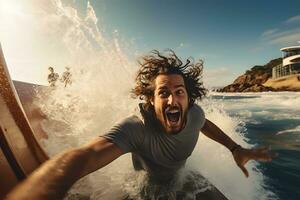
left=102, top=103, right=206, bottom=180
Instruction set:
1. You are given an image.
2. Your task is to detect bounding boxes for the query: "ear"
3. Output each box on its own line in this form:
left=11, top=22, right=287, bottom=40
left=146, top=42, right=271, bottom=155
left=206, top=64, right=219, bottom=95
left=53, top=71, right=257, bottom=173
left=150, top=98, right=154, bottom=106
left=150, top=97, right=154, bottom=106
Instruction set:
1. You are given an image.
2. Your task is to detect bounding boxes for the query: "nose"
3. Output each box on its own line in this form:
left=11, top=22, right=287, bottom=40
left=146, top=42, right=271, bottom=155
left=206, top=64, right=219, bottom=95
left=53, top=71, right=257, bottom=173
left=167, top=94, right=177, bottom=106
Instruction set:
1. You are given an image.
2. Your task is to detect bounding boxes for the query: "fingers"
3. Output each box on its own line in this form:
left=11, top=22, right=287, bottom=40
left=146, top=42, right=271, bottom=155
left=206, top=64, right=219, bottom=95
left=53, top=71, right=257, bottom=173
left=250, top=146, right=278, bottom=162
left=254, top=153, right=273, bottom=162
left=253, top=146, right=269, bottom=154
left=268, top=151, right=279, bottom=159
left=238, top=164, right=249, bottom=178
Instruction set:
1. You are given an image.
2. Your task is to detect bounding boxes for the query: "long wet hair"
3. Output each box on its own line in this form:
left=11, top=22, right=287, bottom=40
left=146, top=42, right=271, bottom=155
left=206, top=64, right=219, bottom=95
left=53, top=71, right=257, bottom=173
left=132, top=49, right=207, bottom=110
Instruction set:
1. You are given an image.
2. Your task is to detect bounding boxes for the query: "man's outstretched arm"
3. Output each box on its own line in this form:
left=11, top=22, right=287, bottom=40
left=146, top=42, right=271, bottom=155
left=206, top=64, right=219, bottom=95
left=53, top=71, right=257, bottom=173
left=201, top=119, right=276, bottom=177
left=200, top=119, right=239, bottom=151
left=5, top=137, right=123, bottom=200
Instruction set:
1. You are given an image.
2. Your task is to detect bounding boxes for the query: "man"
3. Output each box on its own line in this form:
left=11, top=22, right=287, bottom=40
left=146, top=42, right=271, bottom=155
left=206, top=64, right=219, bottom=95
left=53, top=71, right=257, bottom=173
left=60, top=67, right=72, bottom=87
left=5, top=50, right=276, bottom=200
left=47, top=66, right=60, bottom=87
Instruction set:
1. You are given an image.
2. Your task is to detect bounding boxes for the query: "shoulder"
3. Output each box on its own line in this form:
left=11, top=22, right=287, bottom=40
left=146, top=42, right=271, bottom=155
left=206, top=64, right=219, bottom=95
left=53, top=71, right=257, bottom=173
left=103, top=115, right=145, bottom=152
left=188, top=103, right=206, bottom=130
left=189, top=104, right=205, bottom=119
left=115, top=115, right=144, bottom=131
left=121, top=115, right=142, bottom=123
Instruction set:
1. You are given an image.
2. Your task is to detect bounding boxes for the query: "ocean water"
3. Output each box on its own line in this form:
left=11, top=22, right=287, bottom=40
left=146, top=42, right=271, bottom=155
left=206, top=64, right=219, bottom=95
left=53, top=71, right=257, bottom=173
left=209, top=92, right=300, bottom=200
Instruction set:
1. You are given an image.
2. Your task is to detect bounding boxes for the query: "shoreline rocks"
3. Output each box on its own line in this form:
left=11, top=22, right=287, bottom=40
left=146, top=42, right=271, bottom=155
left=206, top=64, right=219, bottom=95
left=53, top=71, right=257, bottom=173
left=216, top=58, right=300, bottom=92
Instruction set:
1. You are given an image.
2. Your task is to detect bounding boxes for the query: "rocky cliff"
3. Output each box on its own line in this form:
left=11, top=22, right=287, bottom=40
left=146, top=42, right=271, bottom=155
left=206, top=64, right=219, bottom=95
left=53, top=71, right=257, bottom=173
left=218, top=58, right=283, bottom=92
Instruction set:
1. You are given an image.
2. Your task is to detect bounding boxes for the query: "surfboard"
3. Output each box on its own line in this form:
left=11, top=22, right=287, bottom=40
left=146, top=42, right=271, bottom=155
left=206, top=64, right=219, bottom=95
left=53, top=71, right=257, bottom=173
left=0, top=44, right=49, bottom=198
left=122, top=171, right=228, bottom=200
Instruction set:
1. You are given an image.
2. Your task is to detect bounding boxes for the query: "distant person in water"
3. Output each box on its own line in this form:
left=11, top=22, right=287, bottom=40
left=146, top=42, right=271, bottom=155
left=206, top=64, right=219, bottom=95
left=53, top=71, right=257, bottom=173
left=47, top=66, right=59, bottom=87
left=60, top=67, right=72, bottom=87
left=5, top=50, right=277, bottom=200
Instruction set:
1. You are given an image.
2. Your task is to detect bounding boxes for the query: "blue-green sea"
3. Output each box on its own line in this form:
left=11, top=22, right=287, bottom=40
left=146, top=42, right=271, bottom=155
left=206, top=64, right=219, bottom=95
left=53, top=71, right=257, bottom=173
left=210, top=92, right=300, bottom=200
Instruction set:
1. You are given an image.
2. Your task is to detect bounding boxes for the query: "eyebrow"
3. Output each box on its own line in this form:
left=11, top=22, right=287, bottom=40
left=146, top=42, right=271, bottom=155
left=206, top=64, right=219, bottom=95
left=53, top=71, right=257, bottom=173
left=158, top=84, right=185, bottom=90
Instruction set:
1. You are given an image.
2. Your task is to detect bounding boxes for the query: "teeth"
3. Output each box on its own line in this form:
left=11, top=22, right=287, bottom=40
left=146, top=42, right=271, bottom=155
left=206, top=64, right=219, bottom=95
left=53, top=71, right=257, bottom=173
left=168, top=110, right=179, bottom=113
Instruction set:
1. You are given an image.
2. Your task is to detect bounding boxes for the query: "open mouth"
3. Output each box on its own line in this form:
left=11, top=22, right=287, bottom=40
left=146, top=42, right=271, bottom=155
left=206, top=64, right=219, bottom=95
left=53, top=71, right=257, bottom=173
left=165, top=109, right=181, bottom=125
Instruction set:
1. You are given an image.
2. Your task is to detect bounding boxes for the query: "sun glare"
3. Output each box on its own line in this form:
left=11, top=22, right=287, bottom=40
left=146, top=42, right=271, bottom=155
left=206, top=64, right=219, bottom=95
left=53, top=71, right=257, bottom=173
left=0, top=0, right=23, bottom=17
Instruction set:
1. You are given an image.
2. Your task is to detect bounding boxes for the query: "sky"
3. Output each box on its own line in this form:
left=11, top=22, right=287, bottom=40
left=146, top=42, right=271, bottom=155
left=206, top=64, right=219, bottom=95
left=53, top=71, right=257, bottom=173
left=1, top=0, right=300, bottom=87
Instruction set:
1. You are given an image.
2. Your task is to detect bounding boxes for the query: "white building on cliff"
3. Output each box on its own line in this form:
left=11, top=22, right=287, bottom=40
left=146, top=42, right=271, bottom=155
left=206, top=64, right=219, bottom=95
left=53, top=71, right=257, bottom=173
left=272, top=46, right=300, bottom=79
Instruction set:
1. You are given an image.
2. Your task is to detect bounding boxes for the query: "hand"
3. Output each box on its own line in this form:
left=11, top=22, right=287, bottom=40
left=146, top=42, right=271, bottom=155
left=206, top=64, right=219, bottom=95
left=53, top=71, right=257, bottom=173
left=232, top=146, right=277, bottom=178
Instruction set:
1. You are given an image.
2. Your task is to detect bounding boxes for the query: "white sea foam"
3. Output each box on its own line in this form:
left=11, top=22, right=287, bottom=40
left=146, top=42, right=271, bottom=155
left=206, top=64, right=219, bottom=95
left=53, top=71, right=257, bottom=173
left=210, top=92, right=300, bottom=123
left=4, top=0, right=279, bottom=199
left=276, top=126, right=300, bottom=135
left=211, top=91, right=300, bottom=110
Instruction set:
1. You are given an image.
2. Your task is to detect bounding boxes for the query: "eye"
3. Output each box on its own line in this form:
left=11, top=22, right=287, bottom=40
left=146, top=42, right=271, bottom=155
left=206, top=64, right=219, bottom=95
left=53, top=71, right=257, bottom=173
left=176, top=89, right=185, bottom=95
left=159, top=90, right=169, bottom=98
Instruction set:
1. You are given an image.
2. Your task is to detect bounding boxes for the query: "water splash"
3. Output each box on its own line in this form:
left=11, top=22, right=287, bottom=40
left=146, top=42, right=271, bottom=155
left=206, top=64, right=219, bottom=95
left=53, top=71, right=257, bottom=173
left=189, top=97, right=277, bottom=200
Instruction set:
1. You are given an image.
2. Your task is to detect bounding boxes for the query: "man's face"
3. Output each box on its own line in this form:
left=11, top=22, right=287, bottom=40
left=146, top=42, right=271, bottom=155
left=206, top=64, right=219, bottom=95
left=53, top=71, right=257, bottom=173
left=151, top=74, right=189, bottom=134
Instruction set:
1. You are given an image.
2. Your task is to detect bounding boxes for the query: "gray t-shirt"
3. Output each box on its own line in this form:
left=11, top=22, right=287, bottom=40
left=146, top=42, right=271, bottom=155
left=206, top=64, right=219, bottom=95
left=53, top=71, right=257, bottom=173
left=102, top=103, right=206, bottom=180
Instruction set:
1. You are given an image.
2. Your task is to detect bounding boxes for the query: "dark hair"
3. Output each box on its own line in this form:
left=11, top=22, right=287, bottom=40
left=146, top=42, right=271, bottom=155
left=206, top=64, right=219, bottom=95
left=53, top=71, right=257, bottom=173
left=132, top=49, right=207, bottom=109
